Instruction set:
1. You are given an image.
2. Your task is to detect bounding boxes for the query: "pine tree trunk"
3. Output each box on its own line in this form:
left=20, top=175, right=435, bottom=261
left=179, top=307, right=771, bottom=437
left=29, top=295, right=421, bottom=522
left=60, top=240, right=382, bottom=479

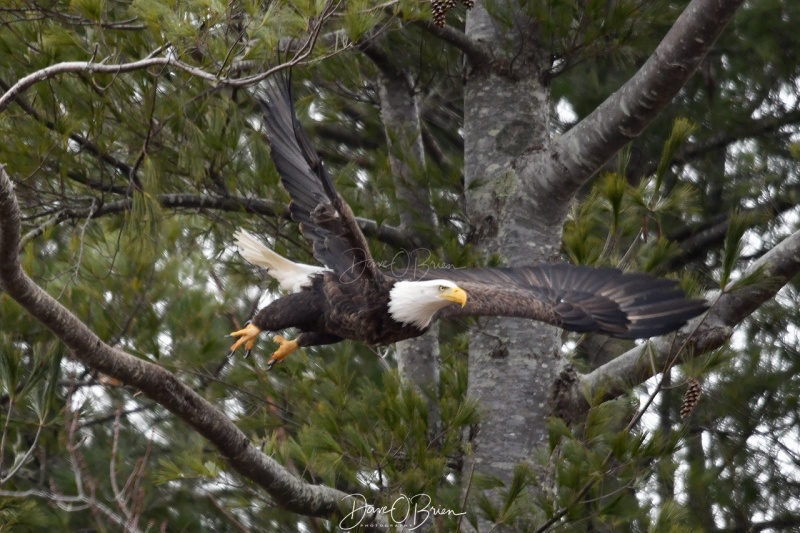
left=462, top=0, right=562, bottom=511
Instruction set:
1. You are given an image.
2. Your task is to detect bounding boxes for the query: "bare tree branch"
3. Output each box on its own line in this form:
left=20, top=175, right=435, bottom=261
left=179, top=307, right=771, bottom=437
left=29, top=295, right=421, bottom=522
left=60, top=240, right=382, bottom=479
left=529, top=0, right=746, bottom=207
left=18, top=193, right=413, bottom=250
left=410, top=19, right=493, bottom=68
left=0, top=2, right=347, bottom=114
left=0, top=166, right=388, bottom=524
left=560, top=227, right=800, bottom=415
left=0, top=488, right=138, bottom=531
left=0, top=57, right=175, bottom=114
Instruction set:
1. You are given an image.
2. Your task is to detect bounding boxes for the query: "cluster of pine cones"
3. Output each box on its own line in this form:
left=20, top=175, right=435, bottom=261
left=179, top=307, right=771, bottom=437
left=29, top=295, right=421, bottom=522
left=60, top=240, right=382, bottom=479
left=431, top=0, right=475, bottom=28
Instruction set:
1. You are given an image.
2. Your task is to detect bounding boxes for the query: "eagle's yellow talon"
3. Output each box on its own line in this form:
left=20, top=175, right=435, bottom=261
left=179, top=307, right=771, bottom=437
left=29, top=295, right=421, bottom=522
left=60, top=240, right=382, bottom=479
left=266, top=335, right=299, bottom=368
left=230, top=323, right=262, bottom=353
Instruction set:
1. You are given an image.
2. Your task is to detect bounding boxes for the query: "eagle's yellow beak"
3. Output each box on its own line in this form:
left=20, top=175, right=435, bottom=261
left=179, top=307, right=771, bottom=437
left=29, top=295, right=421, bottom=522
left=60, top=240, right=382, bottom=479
left=440, top=287, right=467, bottom=307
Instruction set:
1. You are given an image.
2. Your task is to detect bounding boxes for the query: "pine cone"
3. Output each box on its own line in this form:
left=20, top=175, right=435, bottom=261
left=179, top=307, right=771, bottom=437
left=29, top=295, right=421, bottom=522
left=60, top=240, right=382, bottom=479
left=431, top=0, right=474, bottom=28
left=680, top=377, right=702, bottom=419
left=431, top=0, right=447, bottom=27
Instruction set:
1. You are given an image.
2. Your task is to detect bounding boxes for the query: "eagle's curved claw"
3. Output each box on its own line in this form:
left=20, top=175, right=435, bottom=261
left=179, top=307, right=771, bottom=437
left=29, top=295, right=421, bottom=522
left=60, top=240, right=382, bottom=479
left=266, top=335, right=299, bottom=370
left=229, top=323, right=262, bottom=354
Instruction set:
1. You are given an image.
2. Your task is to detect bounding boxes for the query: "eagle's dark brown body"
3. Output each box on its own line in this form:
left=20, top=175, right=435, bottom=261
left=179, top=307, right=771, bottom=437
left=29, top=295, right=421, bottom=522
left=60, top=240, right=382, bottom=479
left=252, top=273, right=426, bottom=349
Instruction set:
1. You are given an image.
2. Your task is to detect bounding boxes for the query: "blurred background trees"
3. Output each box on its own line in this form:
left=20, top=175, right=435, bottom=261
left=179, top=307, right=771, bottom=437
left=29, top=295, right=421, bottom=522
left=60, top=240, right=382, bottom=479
left=0, top=0, right=798, bottom=530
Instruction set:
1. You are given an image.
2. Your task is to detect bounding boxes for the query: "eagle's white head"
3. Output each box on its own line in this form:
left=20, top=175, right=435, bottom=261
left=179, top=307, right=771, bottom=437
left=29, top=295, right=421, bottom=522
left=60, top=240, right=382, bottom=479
left=388, top=279, right=468, bottom=329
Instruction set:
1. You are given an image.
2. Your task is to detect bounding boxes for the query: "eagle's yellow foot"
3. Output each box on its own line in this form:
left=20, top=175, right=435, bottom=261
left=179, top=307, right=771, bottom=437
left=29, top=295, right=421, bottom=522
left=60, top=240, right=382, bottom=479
left=266, top=335, right=299, bottom=370
left=229, top=323, right=262, bottom=356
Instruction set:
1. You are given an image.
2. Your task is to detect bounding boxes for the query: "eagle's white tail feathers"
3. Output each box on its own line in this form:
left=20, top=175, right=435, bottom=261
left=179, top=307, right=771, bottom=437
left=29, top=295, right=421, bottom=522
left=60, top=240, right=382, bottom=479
left=234, top=229, right=326, bottom=292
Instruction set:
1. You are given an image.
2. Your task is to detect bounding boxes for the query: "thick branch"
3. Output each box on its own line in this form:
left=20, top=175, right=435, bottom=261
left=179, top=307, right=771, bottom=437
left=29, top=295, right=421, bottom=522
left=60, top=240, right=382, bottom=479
left=0, top=166, right=385, bottom=524
left=531, top=0, right=745, bottom=205
left=573, top=227, right=800, bottom=409
left=410, top=19, right=494, bottom=68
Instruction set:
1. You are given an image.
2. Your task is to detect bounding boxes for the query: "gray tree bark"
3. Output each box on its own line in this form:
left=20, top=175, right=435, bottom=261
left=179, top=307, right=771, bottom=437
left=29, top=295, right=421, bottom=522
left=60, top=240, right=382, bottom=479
left=462, top=0, right=560, bottom=500
left=460, top=0, right=746, bottom=521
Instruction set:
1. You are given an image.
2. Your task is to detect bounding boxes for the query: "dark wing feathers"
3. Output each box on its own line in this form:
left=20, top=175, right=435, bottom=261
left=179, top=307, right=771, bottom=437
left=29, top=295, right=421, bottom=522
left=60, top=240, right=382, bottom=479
left=410, top=264, right=706, bottom=339
left=254, top=79, right=706, bottom=340
left=257, top=78, right=379, bottom=280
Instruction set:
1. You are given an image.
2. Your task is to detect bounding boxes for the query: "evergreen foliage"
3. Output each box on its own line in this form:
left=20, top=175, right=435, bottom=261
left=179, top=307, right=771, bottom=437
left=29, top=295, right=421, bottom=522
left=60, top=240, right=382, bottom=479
left=0, top=0, right=798, bottom=530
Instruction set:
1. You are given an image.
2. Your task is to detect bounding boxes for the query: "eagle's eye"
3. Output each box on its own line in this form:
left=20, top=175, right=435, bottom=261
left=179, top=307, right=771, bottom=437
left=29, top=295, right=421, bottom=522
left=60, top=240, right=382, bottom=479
left=439, top=285, right=448, bottom=292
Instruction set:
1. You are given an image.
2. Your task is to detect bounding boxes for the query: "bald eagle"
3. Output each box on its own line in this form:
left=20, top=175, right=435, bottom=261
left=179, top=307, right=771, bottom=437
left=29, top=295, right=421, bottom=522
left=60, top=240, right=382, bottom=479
left=229, top=80, right=707, bottom=367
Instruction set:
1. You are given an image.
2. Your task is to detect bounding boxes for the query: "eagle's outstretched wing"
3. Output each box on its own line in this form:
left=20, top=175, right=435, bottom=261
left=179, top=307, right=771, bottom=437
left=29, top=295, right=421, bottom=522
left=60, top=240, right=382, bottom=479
left=410, top=264, right=707, bottom=339
left=256, top=78, right=379, bottom=281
